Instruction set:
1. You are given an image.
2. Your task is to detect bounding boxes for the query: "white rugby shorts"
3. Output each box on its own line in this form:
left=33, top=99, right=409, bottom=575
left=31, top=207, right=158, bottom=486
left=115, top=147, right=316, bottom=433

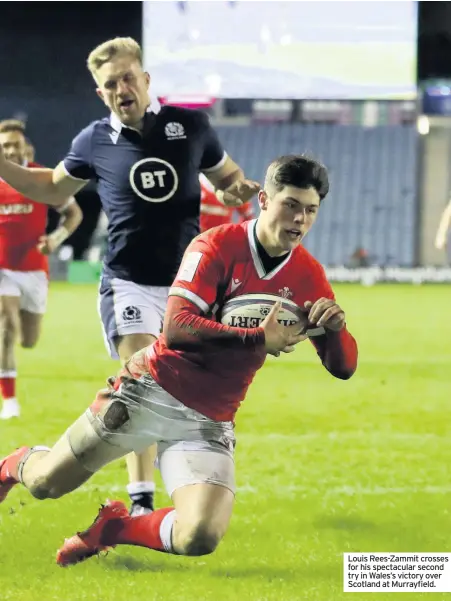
left=0, top=269, right=48, bottom=314
left=89, top=373, right=236, bottom=497
left=98, top=275, right=169, bottom=359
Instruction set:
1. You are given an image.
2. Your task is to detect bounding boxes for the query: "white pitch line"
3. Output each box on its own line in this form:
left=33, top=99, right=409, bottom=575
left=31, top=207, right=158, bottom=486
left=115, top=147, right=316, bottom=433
left=236, top=431, right=450, bottom=443
left=75, top=483, right=451, bottom=497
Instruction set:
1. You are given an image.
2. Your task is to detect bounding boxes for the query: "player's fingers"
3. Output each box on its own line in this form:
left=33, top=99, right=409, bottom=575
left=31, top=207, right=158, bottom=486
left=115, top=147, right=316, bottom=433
left=223, top=193, right=243, bottom=207
left=244, top=180, right=261, bottom=192
left=287, top=332, right=307, bottom=346
left=281, top=345, right=296, bottom=353
left=309, top=299, right=334, bottom=324
left=267, top=300, right=282, bottom=322
left=317, top=305, right=343, bottom=327
left=323, top=312, right=346, bottom=331
left=306, top=299, right=324, bottom=322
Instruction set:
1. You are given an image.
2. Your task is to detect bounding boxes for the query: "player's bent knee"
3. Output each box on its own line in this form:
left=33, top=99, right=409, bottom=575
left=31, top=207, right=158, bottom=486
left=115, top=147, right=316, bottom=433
left=27, top=474, right=64, bottom=500
left=178, top=522, right=223, bottom=556
left=66, top=389, right=132, bottom=472
left=21, top=338, right=37, bottom=349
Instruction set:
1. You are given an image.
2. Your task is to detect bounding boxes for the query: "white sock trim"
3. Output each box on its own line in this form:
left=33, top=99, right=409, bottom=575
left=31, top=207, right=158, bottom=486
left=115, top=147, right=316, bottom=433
left=160, top=510, right=176, bottom=553
left=127, top=481, right=156, bottom=496
left=18, top=446, right=51, bottom=484
left=0, top=370, right=17, bottom=378
left=2, top=398, right=18, bottom=405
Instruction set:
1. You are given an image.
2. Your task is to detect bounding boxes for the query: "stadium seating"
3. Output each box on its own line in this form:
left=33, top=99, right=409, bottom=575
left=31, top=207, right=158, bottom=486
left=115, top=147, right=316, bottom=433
left=215, top=124, right=418, bottom=266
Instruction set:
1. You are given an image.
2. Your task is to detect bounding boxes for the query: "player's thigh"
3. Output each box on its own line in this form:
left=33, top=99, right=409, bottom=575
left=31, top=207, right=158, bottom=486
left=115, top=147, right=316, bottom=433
left=98, top=275, right=168, bottom=360
left=159, top=440, right=236, bottom=538
left=17, top=270, right=48, bottom=315
left=14, top=271, right=47, bottom=347
left=0, top=271, right=21, bottom=332
left=115, top=333, right=157, bottom=364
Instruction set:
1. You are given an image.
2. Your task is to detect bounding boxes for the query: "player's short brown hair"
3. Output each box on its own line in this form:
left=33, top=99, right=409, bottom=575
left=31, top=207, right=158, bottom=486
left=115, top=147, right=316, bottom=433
left=264, top=154, right=330, bottom=201
left=87, top=37, right=142, bottom=79
left=0, top=119, right=26, bottom=135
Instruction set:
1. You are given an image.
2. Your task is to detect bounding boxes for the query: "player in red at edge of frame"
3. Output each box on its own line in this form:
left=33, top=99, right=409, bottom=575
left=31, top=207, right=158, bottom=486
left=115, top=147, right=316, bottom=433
left=0, top=154, right=358, bottom=565
left=199, top=173, right=255, bottom=232
left=0, top=120, right=82, bottom=419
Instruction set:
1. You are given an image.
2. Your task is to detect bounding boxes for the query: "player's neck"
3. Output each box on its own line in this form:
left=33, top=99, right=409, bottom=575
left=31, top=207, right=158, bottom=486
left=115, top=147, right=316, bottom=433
left=126, top=117, right=145, bottom=132
left=255, top=221, right=289, bottom=258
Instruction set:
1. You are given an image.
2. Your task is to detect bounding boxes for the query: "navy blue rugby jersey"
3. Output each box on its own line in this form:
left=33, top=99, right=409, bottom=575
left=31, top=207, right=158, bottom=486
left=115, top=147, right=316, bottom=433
left=63, top=106, right=226, bottom=285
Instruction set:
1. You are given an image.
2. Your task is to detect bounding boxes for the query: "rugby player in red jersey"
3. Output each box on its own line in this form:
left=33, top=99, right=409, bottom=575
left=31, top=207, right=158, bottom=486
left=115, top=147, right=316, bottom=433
left=0, top=120, right=82, bottom=419
left=200, top=174, right=254, bottom=232
left=0, top=154, right=357, bottom=565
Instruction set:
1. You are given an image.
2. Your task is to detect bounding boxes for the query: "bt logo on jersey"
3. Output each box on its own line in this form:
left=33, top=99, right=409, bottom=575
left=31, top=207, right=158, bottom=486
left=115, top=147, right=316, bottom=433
left=129, top=157, right=179, bottom=203
left=141, top=171, right=167, bottom=189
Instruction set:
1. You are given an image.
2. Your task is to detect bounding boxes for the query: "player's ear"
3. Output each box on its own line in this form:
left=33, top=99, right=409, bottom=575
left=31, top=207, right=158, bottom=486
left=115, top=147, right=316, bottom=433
left=258, top=190, right=269, bottom=211
left=144, top=72, right=151, bottom=87
left=96, top=87, right=105, bottom=103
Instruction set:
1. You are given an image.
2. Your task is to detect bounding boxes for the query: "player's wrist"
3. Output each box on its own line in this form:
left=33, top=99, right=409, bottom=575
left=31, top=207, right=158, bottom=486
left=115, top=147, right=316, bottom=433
left=247, top=326, right=265, bottom=347
left=49, top=225, right=70, bottom=248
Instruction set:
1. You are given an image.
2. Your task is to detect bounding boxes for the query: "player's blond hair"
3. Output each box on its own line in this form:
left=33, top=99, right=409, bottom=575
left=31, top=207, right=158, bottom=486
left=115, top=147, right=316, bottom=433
left=87, top=37, right=142, bottom=80
left=0, top=119, right=26, bottom=135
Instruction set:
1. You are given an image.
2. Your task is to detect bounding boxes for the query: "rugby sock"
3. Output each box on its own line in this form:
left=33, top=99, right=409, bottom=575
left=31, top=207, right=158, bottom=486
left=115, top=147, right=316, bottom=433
left=115, top=507, right=176, bottom=552
left=0, top=446, right=29, bottom=483
left=0, top=371, right=17, bottom=400
left=127, top=481, right=155, bottom=510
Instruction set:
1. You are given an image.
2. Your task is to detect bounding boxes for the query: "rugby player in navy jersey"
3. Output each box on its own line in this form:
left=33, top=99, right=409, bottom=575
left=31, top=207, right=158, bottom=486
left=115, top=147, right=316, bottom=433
left=0, top=37, right=260, bottom=516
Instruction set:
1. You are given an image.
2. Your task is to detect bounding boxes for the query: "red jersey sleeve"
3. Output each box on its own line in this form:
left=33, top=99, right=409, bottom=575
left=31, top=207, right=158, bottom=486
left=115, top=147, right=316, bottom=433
left=169, top=232, right=227, bottom=314
left=306, top=261, right=358, bottom=379
left=165, top=229, right=265, bottom=350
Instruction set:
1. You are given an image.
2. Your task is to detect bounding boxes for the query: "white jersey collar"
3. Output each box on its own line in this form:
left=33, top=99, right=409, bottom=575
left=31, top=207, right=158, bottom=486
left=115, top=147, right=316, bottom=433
left=109, top=101, right=161, bottom=133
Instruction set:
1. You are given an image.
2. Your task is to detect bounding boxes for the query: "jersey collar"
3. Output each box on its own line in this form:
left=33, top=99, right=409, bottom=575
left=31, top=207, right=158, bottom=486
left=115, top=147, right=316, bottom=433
left=109, top=102, right=161, bottom=134
left=247, top=219, right=293, bottom=280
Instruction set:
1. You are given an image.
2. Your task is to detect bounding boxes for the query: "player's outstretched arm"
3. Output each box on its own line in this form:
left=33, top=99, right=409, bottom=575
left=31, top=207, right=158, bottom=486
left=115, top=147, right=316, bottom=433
left=304, top=298, right=358, bottom=380
left=0, top=145, right=87, bottom=206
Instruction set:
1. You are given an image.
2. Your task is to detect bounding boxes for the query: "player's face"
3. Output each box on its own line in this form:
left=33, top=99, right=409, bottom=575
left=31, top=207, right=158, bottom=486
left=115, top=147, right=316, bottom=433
left=258, top=185, right=320, bottom=254
left=25, top=143, right=35, bottom=163
left=0, top=130, right=27, bottom=165
left=95, top=55, right=151, bottom=128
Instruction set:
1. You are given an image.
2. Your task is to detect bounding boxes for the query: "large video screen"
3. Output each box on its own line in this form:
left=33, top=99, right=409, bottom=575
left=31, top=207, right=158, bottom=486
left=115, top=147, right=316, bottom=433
left=143, top=0, right=417, bottom=100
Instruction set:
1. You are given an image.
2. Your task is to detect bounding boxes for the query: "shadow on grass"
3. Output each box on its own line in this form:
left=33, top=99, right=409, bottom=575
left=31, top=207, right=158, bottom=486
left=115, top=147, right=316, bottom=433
left=106, top=553, right=192, bottom=573
left=315, top=515, right=376, bottom=532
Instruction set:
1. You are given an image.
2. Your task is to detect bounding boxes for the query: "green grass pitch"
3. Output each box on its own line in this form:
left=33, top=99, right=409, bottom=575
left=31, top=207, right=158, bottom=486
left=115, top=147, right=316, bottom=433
left=0, top=282, right=449, bottom=601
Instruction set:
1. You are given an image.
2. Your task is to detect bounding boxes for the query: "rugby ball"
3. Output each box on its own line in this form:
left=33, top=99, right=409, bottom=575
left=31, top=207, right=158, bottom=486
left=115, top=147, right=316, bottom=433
left=220, top=293, right=325, bottom=337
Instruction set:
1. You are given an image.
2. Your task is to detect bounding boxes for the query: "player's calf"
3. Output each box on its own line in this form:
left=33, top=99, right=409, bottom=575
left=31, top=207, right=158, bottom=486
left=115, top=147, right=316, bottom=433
left=19, top=311, right=43, bottom=349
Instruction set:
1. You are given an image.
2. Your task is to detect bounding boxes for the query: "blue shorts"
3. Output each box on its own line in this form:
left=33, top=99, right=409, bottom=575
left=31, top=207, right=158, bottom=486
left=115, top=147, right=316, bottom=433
left=98, top=275, right=169, bottom=359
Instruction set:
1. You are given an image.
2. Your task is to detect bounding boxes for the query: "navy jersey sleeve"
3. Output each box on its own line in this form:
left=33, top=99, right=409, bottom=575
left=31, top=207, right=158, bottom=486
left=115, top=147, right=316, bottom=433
left=199, top=114, right=227, bottom=173
left=63, top=124, right=96, bottom=181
